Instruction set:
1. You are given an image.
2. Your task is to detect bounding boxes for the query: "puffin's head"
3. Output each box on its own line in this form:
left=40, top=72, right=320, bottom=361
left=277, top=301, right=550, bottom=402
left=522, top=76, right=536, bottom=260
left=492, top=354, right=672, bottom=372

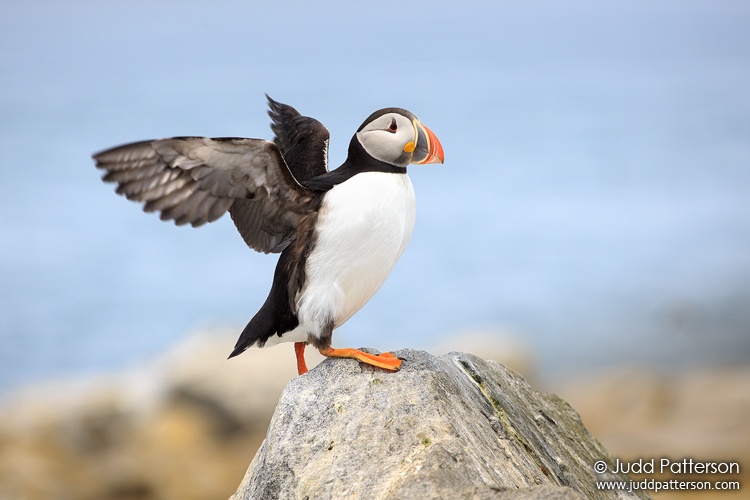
left=355, top=108, right=444, bottom=168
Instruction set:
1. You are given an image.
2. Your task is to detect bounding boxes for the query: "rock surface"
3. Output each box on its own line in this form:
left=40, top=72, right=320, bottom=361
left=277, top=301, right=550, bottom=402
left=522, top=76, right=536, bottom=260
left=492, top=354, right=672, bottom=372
left=231, top=349, right=647, bottom=499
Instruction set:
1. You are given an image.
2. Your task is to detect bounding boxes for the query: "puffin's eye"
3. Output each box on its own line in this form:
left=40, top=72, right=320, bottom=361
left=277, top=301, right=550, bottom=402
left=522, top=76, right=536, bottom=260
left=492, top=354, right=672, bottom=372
left=386, top=118, right=398, bottom=133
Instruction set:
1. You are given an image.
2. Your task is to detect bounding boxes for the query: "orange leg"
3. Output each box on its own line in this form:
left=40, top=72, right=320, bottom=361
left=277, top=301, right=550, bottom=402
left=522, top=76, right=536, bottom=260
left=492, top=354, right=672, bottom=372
left=318, top=347, right=402, bottom=371
left=295, top=342, right=309, bottom=375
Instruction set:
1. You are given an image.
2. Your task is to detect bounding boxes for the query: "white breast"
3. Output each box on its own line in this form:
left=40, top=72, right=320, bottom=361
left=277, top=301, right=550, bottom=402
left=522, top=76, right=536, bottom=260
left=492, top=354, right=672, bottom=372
left=293, top=171, right=416, bottom=342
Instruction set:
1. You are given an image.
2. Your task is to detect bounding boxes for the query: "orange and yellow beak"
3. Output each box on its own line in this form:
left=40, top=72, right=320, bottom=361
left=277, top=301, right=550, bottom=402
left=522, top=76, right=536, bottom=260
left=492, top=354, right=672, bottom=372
left=410, top=119, right=444, bottom=165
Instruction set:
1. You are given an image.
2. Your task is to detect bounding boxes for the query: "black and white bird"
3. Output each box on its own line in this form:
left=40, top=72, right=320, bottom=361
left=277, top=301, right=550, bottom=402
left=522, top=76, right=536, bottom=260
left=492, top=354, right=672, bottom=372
left=93, top=96, right=444, bottom=375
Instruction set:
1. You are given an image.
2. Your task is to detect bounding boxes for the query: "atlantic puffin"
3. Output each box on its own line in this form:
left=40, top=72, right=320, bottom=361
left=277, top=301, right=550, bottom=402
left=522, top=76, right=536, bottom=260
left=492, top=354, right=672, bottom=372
left=93, top=96, right=444, bottom=375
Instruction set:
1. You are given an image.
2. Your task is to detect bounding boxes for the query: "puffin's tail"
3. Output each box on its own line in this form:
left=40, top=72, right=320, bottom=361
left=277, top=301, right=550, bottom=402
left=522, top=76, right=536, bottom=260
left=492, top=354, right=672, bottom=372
left=229, top=248, right=300, bottom=359
left=228, top=305, right=276, bottom=359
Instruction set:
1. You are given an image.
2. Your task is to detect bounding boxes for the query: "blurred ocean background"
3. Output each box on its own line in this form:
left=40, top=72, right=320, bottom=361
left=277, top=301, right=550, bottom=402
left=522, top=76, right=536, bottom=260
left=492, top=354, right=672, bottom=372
left=1, top=0, right=749, bottom=394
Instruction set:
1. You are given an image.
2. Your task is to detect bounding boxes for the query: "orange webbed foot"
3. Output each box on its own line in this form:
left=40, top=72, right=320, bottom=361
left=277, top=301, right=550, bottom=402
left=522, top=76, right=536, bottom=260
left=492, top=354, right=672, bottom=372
left=318, top=347, right=402, bottom=371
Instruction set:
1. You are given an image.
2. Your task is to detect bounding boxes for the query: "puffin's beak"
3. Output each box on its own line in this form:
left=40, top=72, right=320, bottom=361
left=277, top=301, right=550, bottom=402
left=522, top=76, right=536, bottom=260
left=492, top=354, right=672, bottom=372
left=411, top=120, right=444, bottom=164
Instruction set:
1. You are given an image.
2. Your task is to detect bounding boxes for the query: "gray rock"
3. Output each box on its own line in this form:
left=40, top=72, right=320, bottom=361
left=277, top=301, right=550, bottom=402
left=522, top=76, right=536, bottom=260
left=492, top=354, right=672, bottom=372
left=231, top=350, right=648, bottom=500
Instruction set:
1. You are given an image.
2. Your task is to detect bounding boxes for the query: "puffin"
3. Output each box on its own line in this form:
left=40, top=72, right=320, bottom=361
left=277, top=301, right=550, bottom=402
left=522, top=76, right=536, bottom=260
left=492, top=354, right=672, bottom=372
left=93, top=96, right=444, bottom=375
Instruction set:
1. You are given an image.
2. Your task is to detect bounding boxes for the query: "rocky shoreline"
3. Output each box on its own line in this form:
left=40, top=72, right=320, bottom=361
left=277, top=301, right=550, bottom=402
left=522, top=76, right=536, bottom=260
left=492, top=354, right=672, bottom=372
left=1, top=331, right=747, bottom=499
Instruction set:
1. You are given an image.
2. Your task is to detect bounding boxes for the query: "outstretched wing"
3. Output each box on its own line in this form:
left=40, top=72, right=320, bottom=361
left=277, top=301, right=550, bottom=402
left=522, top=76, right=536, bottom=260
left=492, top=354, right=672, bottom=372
left=93, top=136, right=316, bottom=253
left=266, top=95, right=330, bottom=181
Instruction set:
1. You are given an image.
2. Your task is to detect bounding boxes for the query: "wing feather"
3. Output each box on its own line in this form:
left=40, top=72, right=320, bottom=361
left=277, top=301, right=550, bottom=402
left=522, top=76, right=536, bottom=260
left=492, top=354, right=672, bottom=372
left=266, top=95, right=330, bottom=181
left=94, top=136, right=316, bottom=252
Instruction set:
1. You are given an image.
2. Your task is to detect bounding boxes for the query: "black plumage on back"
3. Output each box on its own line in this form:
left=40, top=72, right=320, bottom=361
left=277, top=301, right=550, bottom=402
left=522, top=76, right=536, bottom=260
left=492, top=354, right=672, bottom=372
left=226, top=97, right=332, bottom=254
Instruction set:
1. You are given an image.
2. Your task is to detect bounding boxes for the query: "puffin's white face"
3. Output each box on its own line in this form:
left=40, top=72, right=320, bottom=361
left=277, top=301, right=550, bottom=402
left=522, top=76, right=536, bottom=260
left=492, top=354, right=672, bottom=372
left=356, top=112, right=417, bottom=167
left=356, top=111, right=444, bottom=167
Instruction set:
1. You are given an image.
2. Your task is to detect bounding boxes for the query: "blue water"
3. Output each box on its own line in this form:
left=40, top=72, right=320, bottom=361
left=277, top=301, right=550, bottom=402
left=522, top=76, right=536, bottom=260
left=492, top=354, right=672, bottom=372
left=2, top=1, right=749, bottom=392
